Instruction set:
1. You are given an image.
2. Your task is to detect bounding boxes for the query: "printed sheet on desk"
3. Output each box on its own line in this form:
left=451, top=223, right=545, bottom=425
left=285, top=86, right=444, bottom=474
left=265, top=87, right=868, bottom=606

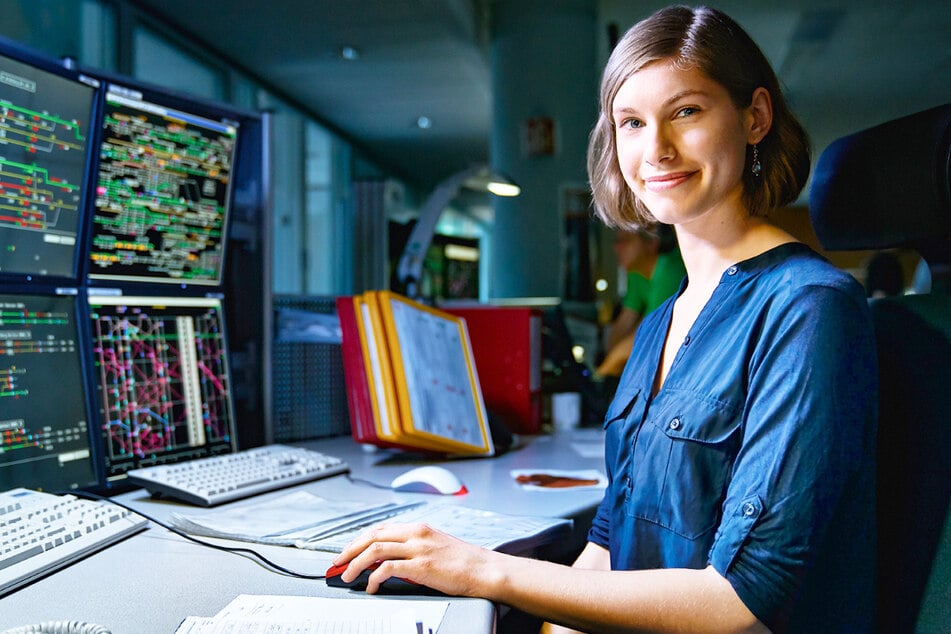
left=176, top=594, right=448, bottom=633
left=168, top=490, right=571, bottom=554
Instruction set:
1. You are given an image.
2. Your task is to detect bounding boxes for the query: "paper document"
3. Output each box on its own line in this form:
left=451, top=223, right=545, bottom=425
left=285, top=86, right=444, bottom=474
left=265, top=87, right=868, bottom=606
left=169, top=491, right=571, bottom=554
left=175, top=594, right=448, bottom=634
left=169, top=491, right=423, bottom=546
left=295, top=500, right=573, bottom=554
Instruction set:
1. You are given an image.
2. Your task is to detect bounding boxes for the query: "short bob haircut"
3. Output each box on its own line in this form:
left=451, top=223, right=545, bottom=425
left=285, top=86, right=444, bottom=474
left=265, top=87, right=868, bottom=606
left=588, top=5, right=810, bottom=229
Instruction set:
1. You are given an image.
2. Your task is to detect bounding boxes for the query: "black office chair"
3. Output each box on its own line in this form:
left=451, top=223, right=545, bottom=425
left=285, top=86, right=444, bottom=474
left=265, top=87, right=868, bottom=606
left=809, top=103, right=951, bottom=633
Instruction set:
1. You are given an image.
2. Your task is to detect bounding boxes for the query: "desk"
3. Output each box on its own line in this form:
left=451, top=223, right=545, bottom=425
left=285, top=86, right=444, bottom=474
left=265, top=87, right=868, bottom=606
left=0, top=429, right=605, bottom=633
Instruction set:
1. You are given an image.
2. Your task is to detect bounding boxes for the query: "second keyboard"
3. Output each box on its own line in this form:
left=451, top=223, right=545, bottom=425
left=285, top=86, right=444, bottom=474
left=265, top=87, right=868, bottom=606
left=125, top=445, right=350, bottom=506
left=1, top=488, right=148, bottom=596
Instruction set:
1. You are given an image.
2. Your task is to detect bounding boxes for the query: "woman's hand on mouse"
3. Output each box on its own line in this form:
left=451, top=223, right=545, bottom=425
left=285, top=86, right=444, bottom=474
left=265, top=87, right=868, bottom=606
left=332, top=522, right=504, bottom=597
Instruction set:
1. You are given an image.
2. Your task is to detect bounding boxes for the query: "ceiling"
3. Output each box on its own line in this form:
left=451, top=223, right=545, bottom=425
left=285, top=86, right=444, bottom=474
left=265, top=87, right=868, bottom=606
left=131, top=0, right=951, bottom=197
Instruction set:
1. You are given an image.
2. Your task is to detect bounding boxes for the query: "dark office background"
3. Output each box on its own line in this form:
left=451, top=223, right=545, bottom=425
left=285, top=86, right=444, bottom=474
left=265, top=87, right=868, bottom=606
left=3, top=0, right=947, bottom=298
left=0, top=0, right=945, bottom=480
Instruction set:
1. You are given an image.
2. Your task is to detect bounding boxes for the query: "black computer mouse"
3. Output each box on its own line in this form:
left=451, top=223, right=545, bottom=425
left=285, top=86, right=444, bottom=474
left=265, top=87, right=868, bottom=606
left=325, top=561, right=445, bottom=595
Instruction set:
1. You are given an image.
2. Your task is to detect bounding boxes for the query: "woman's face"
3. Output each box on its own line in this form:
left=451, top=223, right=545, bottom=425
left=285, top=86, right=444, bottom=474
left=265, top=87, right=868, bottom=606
left=612, top=60, right=756, bottom=230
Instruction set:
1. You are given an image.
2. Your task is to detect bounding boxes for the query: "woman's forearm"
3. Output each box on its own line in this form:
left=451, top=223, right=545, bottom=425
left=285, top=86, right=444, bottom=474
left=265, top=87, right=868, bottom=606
left=480, top=556, right=767, bottom=634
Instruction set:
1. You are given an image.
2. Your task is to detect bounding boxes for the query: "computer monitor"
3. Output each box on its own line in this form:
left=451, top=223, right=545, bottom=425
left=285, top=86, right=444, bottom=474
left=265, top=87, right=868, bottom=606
left=86, top=83, right=239, bottom=287
left=423, top=234, right=480, bottom=301
left=0, top=290, right=99, bottom=491
left=0, top=40, right=99, bottom=282
left=86, top=293, right=237, bottom=482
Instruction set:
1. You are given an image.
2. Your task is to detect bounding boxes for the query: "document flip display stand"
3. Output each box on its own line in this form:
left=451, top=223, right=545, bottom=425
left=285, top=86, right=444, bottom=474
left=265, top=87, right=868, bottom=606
left=337, top=291, right=494, bottom=456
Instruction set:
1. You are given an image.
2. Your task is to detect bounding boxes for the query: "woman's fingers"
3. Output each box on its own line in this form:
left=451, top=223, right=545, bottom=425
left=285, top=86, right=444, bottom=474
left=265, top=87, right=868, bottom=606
left=334, top=523, right=431, bottom=583
left=330, top=522, right=490, bottom=596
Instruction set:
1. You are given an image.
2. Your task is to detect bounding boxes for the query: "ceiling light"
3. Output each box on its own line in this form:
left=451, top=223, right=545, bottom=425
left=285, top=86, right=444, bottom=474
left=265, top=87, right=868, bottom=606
left=465, top=168, right=521, bottom=197
left=338, top=45, right=360, bottom=61
left=416, top=116, right=432, bottom=129
left=485, top=179, right=520, bottom=197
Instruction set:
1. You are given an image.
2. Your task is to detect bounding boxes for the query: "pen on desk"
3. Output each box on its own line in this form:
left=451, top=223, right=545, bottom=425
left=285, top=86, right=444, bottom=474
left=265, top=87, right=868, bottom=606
left=297, top=501, right=426, bottom=543
left=259, top=503, right=398, bottom=539
left=261, top=501, right=424, bottom=540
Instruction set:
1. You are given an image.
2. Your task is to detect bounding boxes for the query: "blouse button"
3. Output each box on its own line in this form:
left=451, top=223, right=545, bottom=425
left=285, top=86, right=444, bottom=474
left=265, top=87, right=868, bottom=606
left=683, top=335, right=691, bottom=346
left=743, top=502, right=756, bottom=517
left=669, top=418, right=681, bottom=431
left=727, top=265, right=738, bottom=276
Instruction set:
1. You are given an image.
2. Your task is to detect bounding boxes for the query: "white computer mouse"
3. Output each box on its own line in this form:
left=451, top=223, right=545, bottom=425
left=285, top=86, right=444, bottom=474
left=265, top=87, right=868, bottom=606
left=390, top=465, right=468, bottom=495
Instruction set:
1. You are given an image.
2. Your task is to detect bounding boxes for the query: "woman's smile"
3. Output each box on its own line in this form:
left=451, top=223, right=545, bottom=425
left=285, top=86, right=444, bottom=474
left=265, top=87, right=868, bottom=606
left=643, top=171, right=696, bottom=192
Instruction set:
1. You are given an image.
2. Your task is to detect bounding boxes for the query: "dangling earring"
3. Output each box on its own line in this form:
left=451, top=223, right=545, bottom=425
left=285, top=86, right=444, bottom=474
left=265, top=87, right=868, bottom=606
left=751, top=144, right=762, bottom=177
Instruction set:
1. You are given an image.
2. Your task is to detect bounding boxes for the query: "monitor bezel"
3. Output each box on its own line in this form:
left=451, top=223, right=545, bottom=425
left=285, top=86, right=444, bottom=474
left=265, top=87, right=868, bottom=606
left=0, top=283, right=104, bottom=492
left=0, top=36, right=102, bottom=287
left=84, top=288, right=240, bottom=485
left=79, top=73, right=248, bottom=291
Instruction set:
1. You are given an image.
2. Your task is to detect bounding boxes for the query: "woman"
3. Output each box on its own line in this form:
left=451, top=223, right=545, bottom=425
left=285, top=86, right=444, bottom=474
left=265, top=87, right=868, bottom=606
left=333, top=6, right=877, bottom=632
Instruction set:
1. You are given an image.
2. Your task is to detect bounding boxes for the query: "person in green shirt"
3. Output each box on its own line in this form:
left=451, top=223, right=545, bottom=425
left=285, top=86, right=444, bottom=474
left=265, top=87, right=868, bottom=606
left=598, top=223, right=685, bottom=377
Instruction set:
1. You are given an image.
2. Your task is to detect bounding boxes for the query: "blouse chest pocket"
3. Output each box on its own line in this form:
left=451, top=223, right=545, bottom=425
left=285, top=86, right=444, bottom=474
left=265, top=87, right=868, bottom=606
left=601, top=388, right=643, bottom=482
left=625, top=389, right=742, bottom=540
left=603, top=388, right=642, bottom=428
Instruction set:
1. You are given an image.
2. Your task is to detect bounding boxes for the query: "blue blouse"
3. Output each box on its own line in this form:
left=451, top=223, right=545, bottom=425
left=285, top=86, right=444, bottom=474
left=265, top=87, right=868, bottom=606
left=588, top=243, right=878, bottom=632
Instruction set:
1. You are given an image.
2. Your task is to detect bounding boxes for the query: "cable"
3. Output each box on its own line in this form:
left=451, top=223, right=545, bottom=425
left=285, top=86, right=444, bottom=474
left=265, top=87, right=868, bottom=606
left=64, top=490, right=326, bottom=580
left=344, top=474, right=395, bottom=491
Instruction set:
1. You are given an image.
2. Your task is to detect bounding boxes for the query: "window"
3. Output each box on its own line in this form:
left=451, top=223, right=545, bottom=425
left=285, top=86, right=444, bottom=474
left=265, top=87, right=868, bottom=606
left=305, top=121, right=352, bottom=294
left=266, top=98, right=306, bottom=294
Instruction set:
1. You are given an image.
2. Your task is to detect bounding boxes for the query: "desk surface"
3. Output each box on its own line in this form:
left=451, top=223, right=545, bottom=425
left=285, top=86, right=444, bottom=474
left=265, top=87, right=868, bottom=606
left=0, top=429, right=605, bottom=633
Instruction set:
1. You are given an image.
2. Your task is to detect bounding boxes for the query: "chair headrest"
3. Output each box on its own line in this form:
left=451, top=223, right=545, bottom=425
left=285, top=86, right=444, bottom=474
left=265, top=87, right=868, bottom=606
left=809, top=103, right=951, bottom=265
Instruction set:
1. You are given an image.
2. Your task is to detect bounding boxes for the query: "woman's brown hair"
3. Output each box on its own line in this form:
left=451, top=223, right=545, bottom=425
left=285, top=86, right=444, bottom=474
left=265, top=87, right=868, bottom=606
left=587, top=5, right=810, bottom=228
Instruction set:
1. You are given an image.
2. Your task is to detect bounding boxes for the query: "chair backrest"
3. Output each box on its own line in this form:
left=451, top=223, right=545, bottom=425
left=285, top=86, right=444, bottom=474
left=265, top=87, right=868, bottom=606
left=810, top=103, right=951, bottom=633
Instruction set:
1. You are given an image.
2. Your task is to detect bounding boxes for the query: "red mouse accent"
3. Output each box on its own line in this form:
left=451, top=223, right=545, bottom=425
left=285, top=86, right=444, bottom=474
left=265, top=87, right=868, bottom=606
left=324, top=561, right=356, bottom=585
left=325, top=561, right=444, bottom=595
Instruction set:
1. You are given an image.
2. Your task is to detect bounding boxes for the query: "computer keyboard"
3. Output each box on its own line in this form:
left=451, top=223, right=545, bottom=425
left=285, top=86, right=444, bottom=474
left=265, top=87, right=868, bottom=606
left=124, top=444, right=350, bottom=506
left=0, top=488, right=149, bottom=596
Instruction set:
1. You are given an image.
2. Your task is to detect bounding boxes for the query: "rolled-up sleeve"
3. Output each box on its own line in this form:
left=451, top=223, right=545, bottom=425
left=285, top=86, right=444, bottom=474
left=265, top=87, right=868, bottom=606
left=588, top=493, right=612, bottom=549
left=708, top=284, right=877, bottom=629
